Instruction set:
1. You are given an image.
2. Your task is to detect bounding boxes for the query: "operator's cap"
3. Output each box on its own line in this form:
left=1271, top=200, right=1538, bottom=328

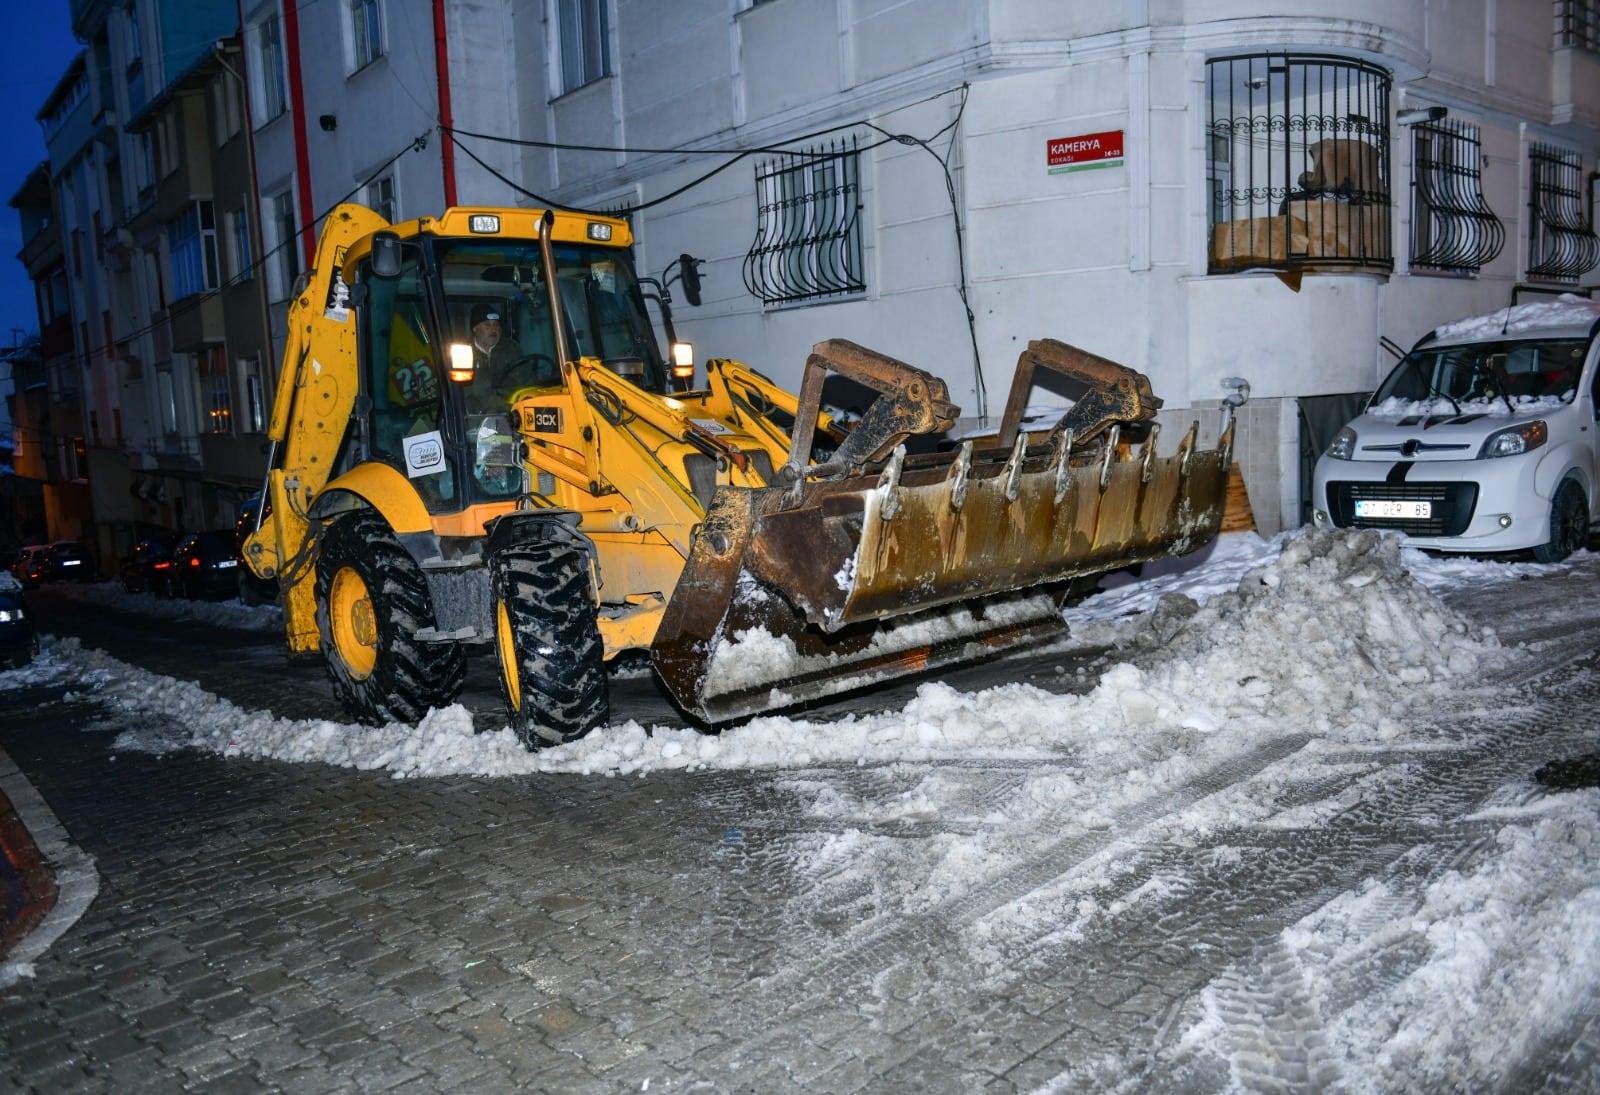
left=470, top=303, right=502, bottom=327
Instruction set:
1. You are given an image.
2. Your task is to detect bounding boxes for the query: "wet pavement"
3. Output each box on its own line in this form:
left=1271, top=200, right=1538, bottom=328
left=2, top=577, right=1599, bottom=1092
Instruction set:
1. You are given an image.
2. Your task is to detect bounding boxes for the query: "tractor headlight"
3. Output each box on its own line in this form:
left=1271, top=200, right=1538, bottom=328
left=448, top=343, right=476, bottom=383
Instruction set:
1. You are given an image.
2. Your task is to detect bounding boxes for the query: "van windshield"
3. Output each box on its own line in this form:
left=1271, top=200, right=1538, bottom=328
left=1373, top=337, right=1588, bottom=409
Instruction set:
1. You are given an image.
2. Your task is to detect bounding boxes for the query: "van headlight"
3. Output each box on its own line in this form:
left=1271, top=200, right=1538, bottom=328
left=1478, top=420, right=1547, bottom=459
left=1325, top=426, right=1358, bottom=460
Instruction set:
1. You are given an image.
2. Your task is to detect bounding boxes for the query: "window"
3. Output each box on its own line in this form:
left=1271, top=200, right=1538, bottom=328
left=157, top=369, right=179, bottom=436
left=557, top=0, right=610, bottom=94
left=227, top=207, right=252, bottom=280
left=213, top=72, right=243, bottom=146
left=743, top=139, right=866, bottom=307
left=1206, top=54, right=1392, bottom=275
left=1556, top=0, right=1600, bottom=53
left=251, top=12, right=288, bottom=124
left=366, top=175, right=395, bottom=223
left=266, top=189, right=299, bottom=301
left=205, top=349, right=232, bottom=435
left=242, top=357, right=266, bottom=432
left=157, top=114, right=181, bottom=178
left=1410, top=118, right=1505, bottom=274
left=350, top=0, right=383, bottom=70
left=1528, top=143, right=1600, bottom=283
left=168, top=200, right=219, bottom=300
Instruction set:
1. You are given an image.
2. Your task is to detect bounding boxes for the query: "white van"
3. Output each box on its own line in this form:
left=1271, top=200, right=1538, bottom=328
left=1311, top=294, right=1600, bottom=562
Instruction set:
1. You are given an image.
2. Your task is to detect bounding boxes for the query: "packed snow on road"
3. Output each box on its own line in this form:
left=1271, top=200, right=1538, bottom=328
left=6, top=526, right=1600, bottom=1089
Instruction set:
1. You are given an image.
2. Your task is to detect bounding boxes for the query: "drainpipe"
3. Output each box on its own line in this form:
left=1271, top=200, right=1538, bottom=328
left=213, top=35, right=276, bottom=392
left=282, top=0, right=315, bottom=268
left=434, top=0, right=457, bottom=206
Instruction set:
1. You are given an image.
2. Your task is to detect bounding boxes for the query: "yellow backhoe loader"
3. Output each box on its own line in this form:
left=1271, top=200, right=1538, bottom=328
left=243, top=203, right=1243, bottom=748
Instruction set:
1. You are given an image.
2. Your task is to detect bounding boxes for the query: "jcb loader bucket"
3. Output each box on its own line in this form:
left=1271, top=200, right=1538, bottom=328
left=652, top=339, right=1238, bottom=724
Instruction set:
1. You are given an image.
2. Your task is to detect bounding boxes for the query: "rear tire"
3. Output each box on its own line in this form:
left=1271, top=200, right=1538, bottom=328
left=1533, top=478, right=1588, bottom=563
left=491, top=543, right=608, bottom=749
left=315, top=509, right=465, bottom=724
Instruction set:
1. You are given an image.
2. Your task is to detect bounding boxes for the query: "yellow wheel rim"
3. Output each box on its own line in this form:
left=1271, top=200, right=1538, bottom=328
left=496, top=601, right=521, bottom=712
left=329, top=567, right=378, bottom=679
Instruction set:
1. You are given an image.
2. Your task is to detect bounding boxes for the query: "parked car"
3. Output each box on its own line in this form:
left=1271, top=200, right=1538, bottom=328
left=1313, top=294, right=1600, bottom=562
left=0, top=571, right=37, bottom=668
left=48, top=539, right=94, bottom=581
left=168, top=530, right=243, bottom=600
left=12, top=545, right=51, bottom=589
left=120, top=535, right=178, bottom=594
left=234, top=494, right=278, bottom=607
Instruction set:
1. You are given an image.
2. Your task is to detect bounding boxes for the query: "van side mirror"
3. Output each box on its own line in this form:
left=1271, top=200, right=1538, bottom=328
left=371, top=231, right=403, bottom=278
left=677, top=254, right=702, bottom=307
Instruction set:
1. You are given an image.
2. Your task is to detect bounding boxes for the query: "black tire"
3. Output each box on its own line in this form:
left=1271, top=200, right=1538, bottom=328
left=315, top=509, right=465, bottom=724
left=491, top=543, right=608, bottom=749
left=1533, top=478, right=1589, bottom=563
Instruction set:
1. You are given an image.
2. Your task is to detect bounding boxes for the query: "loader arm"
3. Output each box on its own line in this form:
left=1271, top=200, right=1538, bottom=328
left=242, top=203, right=391, bottom=654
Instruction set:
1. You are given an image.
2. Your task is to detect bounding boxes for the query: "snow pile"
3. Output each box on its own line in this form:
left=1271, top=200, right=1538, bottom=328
left=3, top=528, right=1507, bottom=783
left=775, top=528, right=1509, bottom=947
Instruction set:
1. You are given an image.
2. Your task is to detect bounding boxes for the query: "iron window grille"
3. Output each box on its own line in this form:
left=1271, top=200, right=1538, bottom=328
left=1556, top=0, right=1600, bottom=52
left=743, top=139, right=866, bottom=307
left=1206, top=54, right=1392, bottom=275
left=1528, top=143, right=1600, bottom=282
left=1410, top=119, right=1505, bottom=273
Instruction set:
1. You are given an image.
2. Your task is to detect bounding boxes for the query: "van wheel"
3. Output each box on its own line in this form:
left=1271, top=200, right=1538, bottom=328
left=315, top=509, right=465, bottom=724
left=1533, top=479, right=1588, bottom=563
left=492, top=542, right=608, bottom=749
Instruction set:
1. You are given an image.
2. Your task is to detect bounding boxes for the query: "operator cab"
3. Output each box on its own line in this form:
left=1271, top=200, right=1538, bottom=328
left=353, top=227, right=669, bottom=510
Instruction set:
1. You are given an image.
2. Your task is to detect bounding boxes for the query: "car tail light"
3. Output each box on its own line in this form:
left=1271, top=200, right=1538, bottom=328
left=190, top=557, right=201, bottom=568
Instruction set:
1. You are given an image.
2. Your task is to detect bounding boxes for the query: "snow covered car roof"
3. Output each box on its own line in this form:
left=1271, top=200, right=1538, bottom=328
left=1423, top=293, right=1600, bottom=346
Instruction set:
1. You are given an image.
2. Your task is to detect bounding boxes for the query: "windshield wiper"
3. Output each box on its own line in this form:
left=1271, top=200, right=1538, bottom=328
left=1406, top=356, right=1459, bottom=415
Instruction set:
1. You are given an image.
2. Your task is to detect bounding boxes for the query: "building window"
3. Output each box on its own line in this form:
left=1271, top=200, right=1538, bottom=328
left=350, top=0, right=383, bottom=71
left=242, top=357, right=266, bottom=433
left=743, top=139, right=866, bottom=307
left=558, top=0, right=610, bottom=94
left=168, top=200, right=219, bottom=300
left=213, top=72, right=243, bottom=146
left=1410, top=118, right=1505, bottom=274
left=1528, top=143, right=1600, bottom=283
left=267, top=189, right=300, bottom=301
left=1206, top=54, right=1392, bottom=275
left=157, top=369, right=180, bottom=436
left=1556, top=0, right=1600, bottom=53
left=205, top=349, right=232, bottom=435
left=227, top=207, right=252, bottom=281
left=251, top=12, right=288, bottom=124
left=366, top=175, right=395, bottom=223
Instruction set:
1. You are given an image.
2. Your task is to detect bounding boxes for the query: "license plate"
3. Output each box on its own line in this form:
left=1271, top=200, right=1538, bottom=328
left=218, top=559, right=238, bottom=569
left=1356, top=499, right=1431, bottom=519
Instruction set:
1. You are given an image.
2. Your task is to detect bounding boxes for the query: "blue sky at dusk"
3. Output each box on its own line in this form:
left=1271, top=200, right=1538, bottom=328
left=0, top=4, right=82, bottom=346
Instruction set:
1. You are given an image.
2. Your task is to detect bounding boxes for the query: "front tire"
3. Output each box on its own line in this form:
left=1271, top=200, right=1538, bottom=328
left=315, top=510, right=465, bottom=724
left=491, top=543, right=608, bottom=749
left=1533, top=478, right=1588, bottom=563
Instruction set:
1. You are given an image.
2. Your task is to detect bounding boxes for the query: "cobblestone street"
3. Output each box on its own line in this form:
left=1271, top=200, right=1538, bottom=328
left=3, top=557, right=1600, bottom=1092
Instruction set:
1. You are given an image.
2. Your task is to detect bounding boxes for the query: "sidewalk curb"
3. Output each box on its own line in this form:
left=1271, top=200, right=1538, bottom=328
left=0, top=745, right=99, bottom=989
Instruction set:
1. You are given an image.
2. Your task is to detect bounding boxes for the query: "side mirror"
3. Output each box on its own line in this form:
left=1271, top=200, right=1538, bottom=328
left=677, top=254, right=702, bottom=307
left=371, top=231, right=403, bottom=278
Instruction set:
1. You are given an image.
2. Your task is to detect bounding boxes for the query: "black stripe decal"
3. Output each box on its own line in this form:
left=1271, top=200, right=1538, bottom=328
left=1385, top=462, right=1412, bottom=484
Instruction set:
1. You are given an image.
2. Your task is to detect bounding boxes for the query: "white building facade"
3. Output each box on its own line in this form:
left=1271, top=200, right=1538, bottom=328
left=505, top=0, right=1600, bottom=535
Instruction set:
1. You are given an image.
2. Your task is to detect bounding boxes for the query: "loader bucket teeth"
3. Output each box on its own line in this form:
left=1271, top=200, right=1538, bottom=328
left=652, top=338, right=1236, bottom=724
